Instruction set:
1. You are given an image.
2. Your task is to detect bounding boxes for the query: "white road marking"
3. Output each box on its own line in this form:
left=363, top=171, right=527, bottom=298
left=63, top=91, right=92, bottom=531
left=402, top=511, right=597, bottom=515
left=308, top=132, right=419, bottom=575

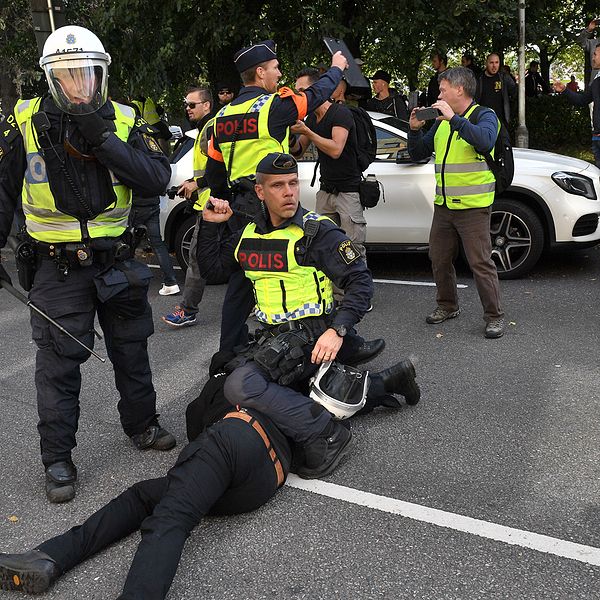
left=374, top=278, right=468, bottom=288
left=286, top=475, right=600, bottom=567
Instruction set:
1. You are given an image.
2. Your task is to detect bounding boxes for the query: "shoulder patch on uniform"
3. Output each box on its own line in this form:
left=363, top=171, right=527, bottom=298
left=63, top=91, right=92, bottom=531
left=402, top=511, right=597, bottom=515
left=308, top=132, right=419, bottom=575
left=142, top=133, right=162, bottom=153
left=338, top=239, right=361, bottom=264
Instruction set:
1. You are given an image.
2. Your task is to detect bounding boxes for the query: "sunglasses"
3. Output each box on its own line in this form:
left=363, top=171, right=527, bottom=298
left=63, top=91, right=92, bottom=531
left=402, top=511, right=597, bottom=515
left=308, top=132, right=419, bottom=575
left=183, top=100, right=207, bottom=109
left=218, top=90, right=232, bottom=95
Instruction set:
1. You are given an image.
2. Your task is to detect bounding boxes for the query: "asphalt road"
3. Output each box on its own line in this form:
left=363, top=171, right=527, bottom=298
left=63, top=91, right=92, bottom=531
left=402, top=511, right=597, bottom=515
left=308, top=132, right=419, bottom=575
left=1, top=244, right=599, bottom=599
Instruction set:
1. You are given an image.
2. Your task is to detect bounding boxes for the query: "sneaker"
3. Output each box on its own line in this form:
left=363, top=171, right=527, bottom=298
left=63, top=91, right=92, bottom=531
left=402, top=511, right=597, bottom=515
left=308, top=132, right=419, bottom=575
left=0, top=549, right=60, bottom=594
left=485, top=318, right=505, bottom=339
left=161, top=307, right=197, bottom=327
left=131, top=424, right=176, bottom=451
left=159, top=283, right=180, bottom=296
left=425, top=306, right=461, bottom=324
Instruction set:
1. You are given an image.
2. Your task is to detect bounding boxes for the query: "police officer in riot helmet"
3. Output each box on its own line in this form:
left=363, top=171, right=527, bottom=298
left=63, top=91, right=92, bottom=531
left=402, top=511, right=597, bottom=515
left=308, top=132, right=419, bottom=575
left=0, top=26, right=175, bottom=504
left=200, top=153, right=420, bottom=479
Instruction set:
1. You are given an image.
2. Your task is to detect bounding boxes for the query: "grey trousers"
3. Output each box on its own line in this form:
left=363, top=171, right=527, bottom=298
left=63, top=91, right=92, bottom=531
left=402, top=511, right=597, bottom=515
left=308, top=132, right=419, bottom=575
left=315, top=190, right=367, bottom=260
left=429, top=203, right=504, bottom=322
left=181, top=213, right=207, bottom=315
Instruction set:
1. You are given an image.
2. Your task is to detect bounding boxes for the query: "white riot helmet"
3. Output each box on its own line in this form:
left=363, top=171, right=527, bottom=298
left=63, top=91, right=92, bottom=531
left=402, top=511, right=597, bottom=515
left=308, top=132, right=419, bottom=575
left=309, top=361, right=369, bottom=420
left=39, top=26, right=111, bottom=115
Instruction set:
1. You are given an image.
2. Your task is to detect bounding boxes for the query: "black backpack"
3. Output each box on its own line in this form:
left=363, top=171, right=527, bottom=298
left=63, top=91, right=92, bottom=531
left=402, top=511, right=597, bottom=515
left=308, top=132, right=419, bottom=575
left=346, top=105, right=378, bottom=172
left=467, top=105, right=514, bottom=194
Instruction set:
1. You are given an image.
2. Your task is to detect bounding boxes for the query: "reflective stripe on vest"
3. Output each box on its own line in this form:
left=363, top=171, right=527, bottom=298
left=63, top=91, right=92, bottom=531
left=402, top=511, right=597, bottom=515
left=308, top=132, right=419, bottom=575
left=235, top=212, right=334, bottom=324
left=192, top=118, right=213, bottom=211
left=15, top=98, right=134, bottom=242
left=433, top=104, right=498, bottom=209
left=214, top=93, right=289, bottom=181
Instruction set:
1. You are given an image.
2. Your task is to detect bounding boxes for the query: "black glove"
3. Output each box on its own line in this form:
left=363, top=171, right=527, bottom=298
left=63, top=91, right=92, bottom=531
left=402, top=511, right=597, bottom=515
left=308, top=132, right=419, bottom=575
left=0, top=261, right=13, bottom=287
left=71, top=110, right=110, bottom=147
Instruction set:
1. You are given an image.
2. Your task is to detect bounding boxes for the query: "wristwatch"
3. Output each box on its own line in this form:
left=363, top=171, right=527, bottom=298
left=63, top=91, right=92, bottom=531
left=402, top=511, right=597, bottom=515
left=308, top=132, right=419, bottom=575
left=331, top=324, right=347, bottom=338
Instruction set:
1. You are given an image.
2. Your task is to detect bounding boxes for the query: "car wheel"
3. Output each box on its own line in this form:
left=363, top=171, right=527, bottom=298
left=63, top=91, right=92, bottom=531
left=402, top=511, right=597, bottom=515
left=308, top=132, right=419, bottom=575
left=174, top=214, right=197, bottom=270
left=490, top=199, right=544, bottom=279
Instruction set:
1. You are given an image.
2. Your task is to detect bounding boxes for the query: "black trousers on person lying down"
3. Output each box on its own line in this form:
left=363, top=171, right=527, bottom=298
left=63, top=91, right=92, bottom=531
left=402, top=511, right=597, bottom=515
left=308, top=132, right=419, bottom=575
left=36, top=418, right=283, bottom=600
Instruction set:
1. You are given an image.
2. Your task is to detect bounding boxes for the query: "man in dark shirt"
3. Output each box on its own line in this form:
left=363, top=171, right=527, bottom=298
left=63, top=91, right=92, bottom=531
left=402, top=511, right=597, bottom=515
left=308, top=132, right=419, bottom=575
left=475, top=53, right=517, bottom=128
left=364, top=69, right=409, bottom=122
left=524, top=61, right=550, bottom=97
left=291, top=68, right=367, bottom=266
left=426, top=50, right=449, bottom=106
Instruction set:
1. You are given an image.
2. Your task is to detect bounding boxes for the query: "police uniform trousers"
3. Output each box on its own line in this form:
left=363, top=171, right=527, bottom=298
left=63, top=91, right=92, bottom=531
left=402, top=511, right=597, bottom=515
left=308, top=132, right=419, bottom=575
left=222, top=331, right=365, bottom=444
left=29, top=256, right=158, bottom=467
left=35, top=418, right=281, bottom=600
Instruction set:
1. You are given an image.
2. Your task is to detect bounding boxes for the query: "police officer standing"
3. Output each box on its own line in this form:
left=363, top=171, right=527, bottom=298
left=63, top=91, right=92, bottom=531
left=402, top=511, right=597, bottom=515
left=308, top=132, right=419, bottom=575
left=0, top=26, right=175, bottom=504
left=205, top=40, right=356, bottom=352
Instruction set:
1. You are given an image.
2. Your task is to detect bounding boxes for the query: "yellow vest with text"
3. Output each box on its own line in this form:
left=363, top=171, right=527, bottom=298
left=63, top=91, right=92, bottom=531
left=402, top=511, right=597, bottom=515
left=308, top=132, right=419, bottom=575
left=191, top=117, right=214, bottom=211
left=433, top=104, right=498, bottom=209
left=214, top=94, right=289, bottom=182
left=15, top=98, right=135, bottom=243
left=235, top=212, right=334, bottom=324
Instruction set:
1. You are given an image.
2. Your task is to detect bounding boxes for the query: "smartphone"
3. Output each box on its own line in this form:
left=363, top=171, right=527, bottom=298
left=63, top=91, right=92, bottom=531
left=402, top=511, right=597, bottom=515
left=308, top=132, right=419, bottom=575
left=322, top=37, right=370, bottom=91
left=415, top=107, right=441, bottom=121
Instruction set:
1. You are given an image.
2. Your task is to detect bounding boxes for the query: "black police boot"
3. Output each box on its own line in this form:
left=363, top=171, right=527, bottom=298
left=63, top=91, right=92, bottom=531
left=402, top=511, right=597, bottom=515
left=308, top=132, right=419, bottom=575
left=131, top=424, right=176, bottom=451
left=296, top=421, right=353, bottom=480
left=377, top=359, right=421, bottom=405
left=0, top=549, right=60, bottom=594
left=345, top=338, right=386, bottom=367
left=45, top=461, right=77, bottom=504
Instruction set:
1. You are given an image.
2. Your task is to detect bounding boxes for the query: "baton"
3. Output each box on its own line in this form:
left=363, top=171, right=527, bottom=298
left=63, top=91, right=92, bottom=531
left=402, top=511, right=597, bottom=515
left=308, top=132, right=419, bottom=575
left=0, top=278, right=106, bottom=363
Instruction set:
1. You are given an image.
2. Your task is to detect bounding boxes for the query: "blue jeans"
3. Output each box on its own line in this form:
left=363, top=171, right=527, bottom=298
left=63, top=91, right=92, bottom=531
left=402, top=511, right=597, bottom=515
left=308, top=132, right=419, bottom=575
left=129, top=205, right=177, bottom=286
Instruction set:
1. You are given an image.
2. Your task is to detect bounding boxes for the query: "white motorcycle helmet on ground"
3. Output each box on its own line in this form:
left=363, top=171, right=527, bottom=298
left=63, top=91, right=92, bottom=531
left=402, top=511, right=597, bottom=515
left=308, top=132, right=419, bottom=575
left=309, top=361, right=369, bottom=420
left=39, top=25, right=111, bottom=115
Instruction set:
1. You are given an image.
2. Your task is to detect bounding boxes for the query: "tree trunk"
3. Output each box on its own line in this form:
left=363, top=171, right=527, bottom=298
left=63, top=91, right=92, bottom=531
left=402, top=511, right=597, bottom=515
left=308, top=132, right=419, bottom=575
left=538, top=46, right=551, bottom=88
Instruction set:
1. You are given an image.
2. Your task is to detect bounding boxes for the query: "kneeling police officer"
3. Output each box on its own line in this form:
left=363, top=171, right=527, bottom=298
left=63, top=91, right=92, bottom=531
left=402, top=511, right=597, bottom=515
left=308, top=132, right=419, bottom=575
left=200, top=152, right=421, bottom=478
left=0, top=26, right=175, bottom=503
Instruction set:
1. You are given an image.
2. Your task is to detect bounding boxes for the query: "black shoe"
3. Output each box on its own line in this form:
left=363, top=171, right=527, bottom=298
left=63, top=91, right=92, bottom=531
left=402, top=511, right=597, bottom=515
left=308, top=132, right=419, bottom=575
left=296, top=421, right=353, bottom=480
left=45, top=461, right=77, bottom=504
left=131, top=424, right=176, bottom=451
left=345, top=338, right=386, bottom=366
left=0, top=549, right=60, bottom=593
left=378, top=359, right=421, bottom=406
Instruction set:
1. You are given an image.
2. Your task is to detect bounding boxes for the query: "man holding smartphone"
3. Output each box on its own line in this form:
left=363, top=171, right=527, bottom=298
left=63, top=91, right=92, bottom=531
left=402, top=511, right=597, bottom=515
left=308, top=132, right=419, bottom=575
left=408, top=67, right=505, bottom=339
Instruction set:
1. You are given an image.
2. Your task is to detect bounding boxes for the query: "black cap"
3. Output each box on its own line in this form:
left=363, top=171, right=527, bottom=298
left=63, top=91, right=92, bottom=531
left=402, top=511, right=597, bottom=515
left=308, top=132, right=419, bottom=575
left=233, top=40, right=277, bottom=73
left=256, top=153, right=298, bottom=175
left=217, top=82, right=234, bottom=94
left=370, top=69, right=391, bottom=83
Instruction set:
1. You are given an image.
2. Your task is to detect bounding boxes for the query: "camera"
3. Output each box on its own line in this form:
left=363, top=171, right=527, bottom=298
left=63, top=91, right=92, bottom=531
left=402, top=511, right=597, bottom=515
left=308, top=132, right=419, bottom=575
left=415, top=107, right=442, bottom=121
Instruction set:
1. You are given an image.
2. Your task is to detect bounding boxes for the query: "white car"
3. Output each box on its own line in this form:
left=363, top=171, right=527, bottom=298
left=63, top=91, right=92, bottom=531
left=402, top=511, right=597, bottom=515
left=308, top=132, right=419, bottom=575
left=160, top=112, right=600, bottom=278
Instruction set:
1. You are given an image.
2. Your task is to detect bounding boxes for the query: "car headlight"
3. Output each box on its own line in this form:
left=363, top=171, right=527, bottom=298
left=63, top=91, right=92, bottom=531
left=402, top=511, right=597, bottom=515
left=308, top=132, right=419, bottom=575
left=551, top=171, right=597, bottom=200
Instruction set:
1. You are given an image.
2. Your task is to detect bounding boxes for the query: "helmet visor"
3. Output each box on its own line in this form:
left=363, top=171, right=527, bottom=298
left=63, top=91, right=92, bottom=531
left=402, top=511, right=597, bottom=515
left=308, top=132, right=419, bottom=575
left=44, top=58, right=108, bottom=115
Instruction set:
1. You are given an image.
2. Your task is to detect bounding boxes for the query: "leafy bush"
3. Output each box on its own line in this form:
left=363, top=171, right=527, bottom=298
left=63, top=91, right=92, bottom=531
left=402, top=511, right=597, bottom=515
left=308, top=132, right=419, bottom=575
left=509, top=94, right=592, bottom=156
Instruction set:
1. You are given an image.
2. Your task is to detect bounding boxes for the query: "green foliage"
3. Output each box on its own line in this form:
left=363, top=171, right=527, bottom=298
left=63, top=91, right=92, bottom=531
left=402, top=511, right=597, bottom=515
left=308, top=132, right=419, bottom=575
left=511, top=94, right=592, bottom=155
